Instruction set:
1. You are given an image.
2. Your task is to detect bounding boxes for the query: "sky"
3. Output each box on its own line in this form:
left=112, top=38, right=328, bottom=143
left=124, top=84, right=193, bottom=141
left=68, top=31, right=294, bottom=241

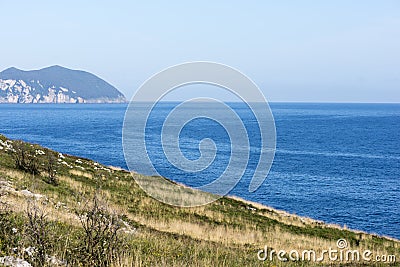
left=0, top=1, right=399, bottom=102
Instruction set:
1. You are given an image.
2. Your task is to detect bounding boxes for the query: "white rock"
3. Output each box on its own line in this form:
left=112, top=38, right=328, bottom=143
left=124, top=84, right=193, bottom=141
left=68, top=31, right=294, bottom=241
left=0, top=180, right=15, bottom=193
left=46, top=255, right=66, bottom=266
left=0, top=180, right=13, bottom=187
left=23, top=247, right=36, bottom=257
left=35, top=150, right=45, bottom=155
left=119, top=219, right=136, bottom=234
left=20, top=189, right=44, bottom=200
left=0, top=256, right=32, bottom=267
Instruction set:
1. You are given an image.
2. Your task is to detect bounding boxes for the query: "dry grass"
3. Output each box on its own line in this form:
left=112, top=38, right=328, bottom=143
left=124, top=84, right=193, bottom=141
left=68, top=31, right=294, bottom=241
left=69, top=169, right=93, bottom=179
left=229, top=195, right=343, bottom=229
left=132, top=174, right=218, bottom=207
left=1, top=136, right=399, bottom=266
left=2, top=187, right=81, bottom=227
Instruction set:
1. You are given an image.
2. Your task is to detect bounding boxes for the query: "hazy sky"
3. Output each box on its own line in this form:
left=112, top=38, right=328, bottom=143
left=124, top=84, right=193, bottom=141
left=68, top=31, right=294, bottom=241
left=1, top=1, right=399, bottom=102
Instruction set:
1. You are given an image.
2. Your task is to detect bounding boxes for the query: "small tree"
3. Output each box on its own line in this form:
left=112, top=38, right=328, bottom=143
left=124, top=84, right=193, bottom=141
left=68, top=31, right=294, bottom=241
left=10, top=141, right=40, bottom=175
left=45, top=153, right=58, bottom=186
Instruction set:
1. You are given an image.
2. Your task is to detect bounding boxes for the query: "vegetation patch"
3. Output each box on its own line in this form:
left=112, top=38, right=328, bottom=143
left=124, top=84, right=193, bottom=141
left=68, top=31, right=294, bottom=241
left=0, top=134, right=399, bottom=266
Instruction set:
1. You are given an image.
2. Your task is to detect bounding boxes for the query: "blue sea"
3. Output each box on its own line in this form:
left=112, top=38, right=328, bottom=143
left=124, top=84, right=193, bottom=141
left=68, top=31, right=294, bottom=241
left=0, top=103, right=399, bottom=239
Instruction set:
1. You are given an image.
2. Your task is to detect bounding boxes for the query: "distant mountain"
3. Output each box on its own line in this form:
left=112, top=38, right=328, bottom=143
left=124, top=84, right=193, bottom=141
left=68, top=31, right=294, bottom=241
left=0, top=65, right=126, bottom=103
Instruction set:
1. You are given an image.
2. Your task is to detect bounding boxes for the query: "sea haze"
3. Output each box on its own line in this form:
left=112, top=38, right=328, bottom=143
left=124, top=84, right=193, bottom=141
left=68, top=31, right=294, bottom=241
left=0, top=103, right=399, bottom=239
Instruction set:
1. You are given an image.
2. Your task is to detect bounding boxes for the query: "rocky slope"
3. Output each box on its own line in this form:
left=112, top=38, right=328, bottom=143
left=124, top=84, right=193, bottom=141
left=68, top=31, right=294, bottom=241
left=0, top=66, right=126, bottom=103
left=0, top=135, right=399, bottom=266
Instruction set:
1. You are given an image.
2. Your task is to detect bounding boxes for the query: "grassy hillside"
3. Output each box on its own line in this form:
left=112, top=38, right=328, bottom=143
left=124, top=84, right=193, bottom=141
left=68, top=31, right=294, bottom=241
left=0, top=134, right=398, bottom=266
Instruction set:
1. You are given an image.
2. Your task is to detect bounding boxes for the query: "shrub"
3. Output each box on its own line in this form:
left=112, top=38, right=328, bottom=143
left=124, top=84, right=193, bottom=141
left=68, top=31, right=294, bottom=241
left=9, top=141, right=40, bottom=175
left=45, top=153, right=58, bottom=186
left=25, top=201, right=53, bottom=266
left=0, top=189, right=25, bottom=258
left=74, top=194, right=123, bottom=266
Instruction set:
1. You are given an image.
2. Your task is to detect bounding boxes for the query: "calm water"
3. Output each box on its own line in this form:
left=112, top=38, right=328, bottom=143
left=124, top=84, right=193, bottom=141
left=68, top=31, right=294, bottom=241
left=0, top=103, right=399, bottom=239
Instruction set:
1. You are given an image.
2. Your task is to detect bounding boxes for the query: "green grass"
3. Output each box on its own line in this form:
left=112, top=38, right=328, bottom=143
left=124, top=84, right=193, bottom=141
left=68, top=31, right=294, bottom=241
left=0, top=134, right=399, bottom=266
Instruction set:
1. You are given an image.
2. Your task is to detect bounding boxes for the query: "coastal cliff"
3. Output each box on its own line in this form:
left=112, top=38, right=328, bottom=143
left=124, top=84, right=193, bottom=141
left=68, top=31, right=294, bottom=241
left=0, top=66, right=126, bottom=103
